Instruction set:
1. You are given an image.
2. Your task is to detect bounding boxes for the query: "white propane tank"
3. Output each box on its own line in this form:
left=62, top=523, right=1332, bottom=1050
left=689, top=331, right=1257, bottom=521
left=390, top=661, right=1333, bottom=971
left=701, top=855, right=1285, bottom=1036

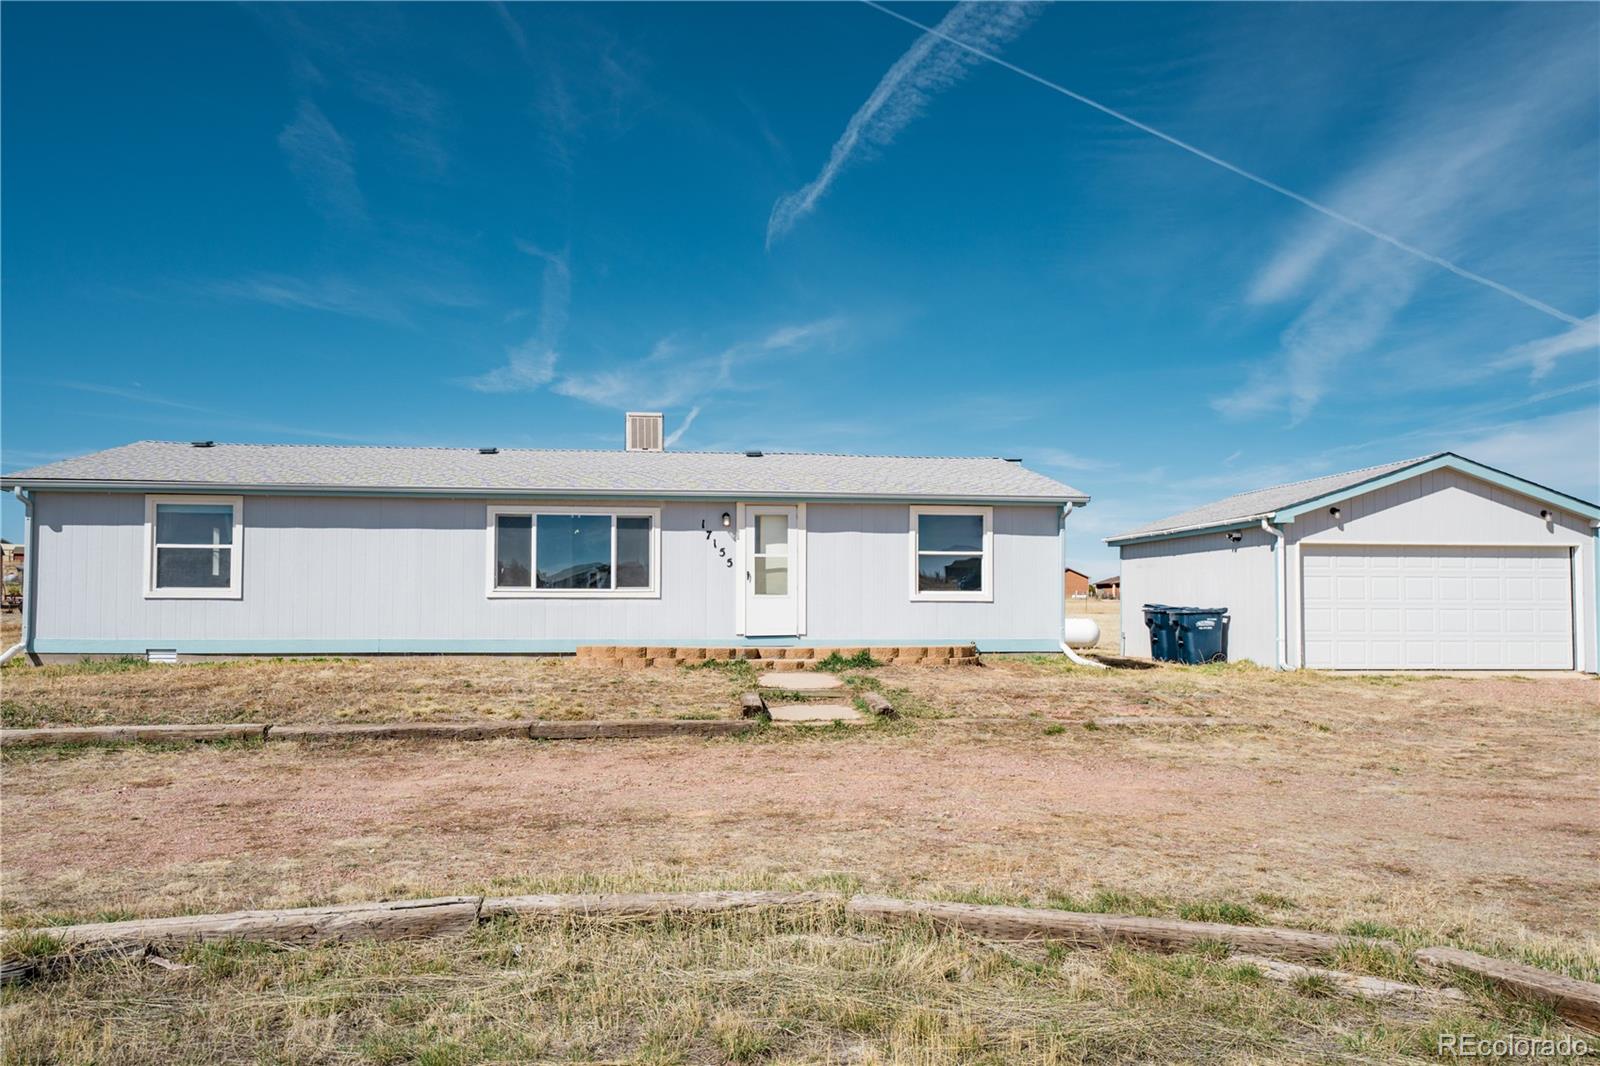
left=1062, top=617, right=1101, bottom=649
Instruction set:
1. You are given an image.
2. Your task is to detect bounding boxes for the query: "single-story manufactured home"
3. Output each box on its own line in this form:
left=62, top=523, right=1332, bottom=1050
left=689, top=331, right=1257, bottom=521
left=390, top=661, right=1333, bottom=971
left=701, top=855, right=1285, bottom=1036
left=1107, top=453, right=1599, bottom=672
left=1091, top=575, right=1120, bottom=600
left=0, top=417, right=1089, bottom=660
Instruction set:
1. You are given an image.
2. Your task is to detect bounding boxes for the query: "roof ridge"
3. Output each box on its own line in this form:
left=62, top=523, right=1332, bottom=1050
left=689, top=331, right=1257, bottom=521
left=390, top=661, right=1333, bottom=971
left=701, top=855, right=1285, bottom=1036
left=131, top=441, right=1020, bottom=462
left=1200, top=453, right=1440, bottom=507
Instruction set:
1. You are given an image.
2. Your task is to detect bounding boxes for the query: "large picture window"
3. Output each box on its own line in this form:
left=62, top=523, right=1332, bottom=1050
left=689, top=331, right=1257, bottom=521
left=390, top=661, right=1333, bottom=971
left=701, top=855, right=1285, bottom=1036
left=144, top=495, right=244, bottom=599
left=909, top=506, right=992, bottom=602
left=488, top=507, right=660, bottom=597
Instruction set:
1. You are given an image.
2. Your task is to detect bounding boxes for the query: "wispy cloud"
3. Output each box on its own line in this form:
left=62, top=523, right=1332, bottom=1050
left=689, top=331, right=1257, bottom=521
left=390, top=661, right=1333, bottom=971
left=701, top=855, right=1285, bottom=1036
left=352, top=70, right=448, bottom=176
left=1214, top=18, right=1595, bottom=424
left=206, top=274, right=406, bottom=324
left=766, top=2, right=1040, bottom=247
left=554, top=319, right=847, bottom=410
left=664, top=405, right=701, bottom=448
left=1493, top=316, right=1600, bottom=382
left=1446, top=406, right=1599, bottom=502
left=52, top=381, right=380, bottom=443
left=278, top=98, right=367, bottom=225
left=461, top=241, right=572, bottom=393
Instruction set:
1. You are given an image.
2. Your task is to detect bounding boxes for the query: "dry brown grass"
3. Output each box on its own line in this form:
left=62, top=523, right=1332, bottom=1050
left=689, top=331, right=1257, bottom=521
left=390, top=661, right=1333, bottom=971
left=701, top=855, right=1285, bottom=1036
left=3, top=900, right=1589, bottom=1065
left=1, top=654, right=755, bottom=727
left=2, top=650, right=1595, bottom=1062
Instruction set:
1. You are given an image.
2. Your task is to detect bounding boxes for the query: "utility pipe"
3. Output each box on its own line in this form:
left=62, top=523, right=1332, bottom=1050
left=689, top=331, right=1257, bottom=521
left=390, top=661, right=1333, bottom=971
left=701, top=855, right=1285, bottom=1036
left=1260, top=517, right=1286, bottom=670
left=0, top=487, right=33, bottom=665
left=1059, top=503, right=1107, bottom=668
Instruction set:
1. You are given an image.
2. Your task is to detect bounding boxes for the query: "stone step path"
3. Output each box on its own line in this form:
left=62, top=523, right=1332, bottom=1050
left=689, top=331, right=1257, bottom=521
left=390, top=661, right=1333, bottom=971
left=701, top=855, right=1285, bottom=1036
left=757, top=672, right=844, bottom=692
left=767, top=703, right=864, bottom=724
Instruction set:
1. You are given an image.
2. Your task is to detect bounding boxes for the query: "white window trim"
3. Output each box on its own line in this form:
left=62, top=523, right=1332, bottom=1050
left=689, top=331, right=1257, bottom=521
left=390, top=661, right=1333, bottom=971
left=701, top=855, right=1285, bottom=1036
left=143, top=494, right=244, bottom=600
left=485, top=505, right=662, bottom=599
left=909, top=505, right=993, bottom=603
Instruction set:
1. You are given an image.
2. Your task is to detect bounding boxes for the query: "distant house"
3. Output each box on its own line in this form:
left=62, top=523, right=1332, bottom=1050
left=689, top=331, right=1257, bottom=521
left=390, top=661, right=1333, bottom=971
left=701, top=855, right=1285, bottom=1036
left=0, top=415, right=1092, bottom=660
left=1092, top=575, right=1120, bottom=600
left=1107, top=453, right=1598, bottom=672
left=1063, top=567, right=1091, bottom=599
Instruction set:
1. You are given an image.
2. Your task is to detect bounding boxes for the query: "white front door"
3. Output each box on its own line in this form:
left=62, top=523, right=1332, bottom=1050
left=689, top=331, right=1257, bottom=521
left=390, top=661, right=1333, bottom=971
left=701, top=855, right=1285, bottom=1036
left=1301, top=545, right=1574, bottom=669
left=744, top=505, right=799, bottom=636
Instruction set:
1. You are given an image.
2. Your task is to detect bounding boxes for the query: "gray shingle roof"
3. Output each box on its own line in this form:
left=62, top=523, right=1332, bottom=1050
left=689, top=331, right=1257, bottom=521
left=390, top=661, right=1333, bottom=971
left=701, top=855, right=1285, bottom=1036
left=1, top=440, right=1088, bottom=503
left=1106, top=455, right=1439, bottom=543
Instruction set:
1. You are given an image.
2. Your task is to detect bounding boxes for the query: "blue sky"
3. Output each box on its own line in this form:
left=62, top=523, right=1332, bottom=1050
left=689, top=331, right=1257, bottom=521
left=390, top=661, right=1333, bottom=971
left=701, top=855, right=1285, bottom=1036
left=3, top=2, right=1596, bottom=577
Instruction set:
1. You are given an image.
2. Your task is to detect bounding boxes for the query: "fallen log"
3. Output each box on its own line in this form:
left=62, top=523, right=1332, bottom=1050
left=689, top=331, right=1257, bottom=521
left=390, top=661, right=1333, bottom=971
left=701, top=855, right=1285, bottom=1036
left=1, top=723, right=268, bottom=748
left=846, top=896, right=1393, bottom=963
left=28, top=896, right=482, bottom=952
left=860, top=692, right=896, bottom=719
left=1231, top=953, right=1467, bottom=1007
left=1416, top=946, right=1600, bottom=1032
left=483, top=890, right=842, bottom=920
left=525, top=720, right=755, bottom=740
left=268, top=722, right=529, bottom=742
left=739, top=693, right=769, bottom=720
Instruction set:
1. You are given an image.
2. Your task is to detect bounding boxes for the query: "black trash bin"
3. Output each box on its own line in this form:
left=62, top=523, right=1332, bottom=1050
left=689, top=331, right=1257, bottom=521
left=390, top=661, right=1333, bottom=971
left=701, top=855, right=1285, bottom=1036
left=1169, top=608, right=1230, bottom=664
left=1142, top=604, right=1179, bottom=662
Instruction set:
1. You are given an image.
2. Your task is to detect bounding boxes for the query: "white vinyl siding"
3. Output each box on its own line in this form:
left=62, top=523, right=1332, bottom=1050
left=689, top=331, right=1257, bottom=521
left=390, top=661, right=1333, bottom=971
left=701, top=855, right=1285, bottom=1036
left=1302, top=546, right=1573, bottom=670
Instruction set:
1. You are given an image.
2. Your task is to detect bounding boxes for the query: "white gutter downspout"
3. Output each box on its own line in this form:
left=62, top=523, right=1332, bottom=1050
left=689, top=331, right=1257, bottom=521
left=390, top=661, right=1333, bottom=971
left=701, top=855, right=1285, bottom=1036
left=1, top=487, right=34, bottom=665
left=1059, top=504, right=1107, bottom=669
left=1260, top=517, right=1286, bottom=671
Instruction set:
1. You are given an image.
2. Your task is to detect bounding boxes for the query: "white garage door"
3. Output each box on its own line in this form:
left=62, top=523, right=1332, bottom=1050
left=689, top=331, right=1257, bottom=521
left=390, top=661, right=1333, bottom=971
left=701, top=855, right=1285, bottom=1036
left=1301, top=546, right=1573, bottom=670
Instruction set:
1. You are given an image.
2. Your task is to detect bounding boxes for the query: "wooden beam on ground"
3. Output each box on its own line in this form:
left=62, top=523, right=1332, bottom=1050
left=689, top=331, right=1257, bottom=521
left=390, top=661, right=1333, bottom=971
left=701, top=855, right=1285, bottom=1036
left=846, top=896, right=1393, bottom=963
left=482, top=890, right=842, bottom=920
left=739, top=693, right=769, bottom=720
left=860, top=692, right=895, bottom=718
left=1416, top=946, right=1600, bottom=1032
left=1231, top=954, right=1467, bottom=1007
left=29, top=897, right=483, bottom=952
left=0, top=723, right=267, bottom=749
left=268, top=722, right=530, bottom=742
left=525, top=720, right=755, bottom=740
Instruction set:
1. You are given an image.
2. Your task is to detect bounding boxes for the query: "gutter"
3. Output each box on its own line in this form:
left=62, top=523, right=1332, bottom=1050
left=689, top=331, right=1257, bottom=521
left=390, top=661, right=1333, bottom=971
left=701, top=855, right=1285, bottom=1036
left=0, top=487, right=34, bottom=665
left=0, top=479, right=1088, bottom=508
left=1260, top=518, right=1286, bottom=671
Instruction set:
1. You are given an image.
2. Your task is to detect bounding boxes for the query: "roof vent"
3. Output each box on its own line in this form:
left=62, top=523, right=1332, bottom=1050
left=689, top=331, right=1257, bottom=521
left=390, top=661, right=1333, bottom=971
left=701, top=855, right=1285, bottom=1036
left=744, top=450, right=764, bottom=458
left=626, top=412, right=664, bottom=452
left=191, top=441, right=215, bottom=448
left=479, top=447, right=499, bottom=455
left=1003, top=457, right=1022, bottom=463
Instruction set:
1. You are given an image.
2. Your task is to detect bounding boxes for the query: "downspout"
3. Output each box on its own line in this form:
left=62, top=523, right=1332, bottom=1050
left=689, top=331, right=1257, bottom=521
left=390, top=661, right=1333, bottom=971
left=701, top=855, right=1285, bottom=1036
left=1591, top=520, right=1599, bottom=675
left=1059, top=503, right=1106, bottom=669
left=1, top=487, right=34, bottom=665
left=1260, top=517, right=1286, bottom=671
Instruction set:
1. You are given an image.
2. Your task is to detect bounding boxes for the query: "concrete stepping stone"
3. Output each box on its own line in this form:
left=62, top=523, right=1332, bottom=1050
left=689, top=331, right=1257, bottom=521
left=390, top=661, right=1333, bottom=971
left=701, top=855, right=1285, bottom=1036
left=767, top=702, right=864, bottom=724
left=757, top=672, right=843, bottom=692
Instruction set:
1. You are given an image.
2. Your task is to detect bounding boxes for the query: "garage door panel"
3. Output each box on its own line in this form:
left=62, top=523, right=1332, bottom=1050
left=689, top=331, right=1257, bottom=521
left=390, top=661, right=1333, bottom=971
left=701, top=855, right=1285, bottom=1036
left=1302, top=546, right=1572, bottom=670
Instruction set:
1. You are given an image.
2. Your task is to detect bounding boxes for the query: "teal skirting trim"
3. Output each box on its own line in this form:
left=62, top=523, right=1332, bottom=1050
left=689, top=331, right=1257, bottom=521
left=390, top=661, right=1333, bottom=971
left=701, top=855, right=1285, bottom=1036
left=31, top=637, right=1063, bottom=655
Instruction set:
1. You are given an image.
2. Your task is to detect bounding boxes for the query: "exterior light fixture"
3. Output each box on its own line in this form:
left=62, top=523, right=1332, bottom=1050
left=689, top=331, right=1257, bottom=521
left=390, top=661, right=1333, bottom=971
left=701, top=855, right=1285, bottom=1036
left=1539, top=509, right=1552, bottom=521
left=1328, top=506, right=1341, bottom=519
left=1226, top=531, right=1243, bottom=543
left=721, top=512, right=732, bottom=529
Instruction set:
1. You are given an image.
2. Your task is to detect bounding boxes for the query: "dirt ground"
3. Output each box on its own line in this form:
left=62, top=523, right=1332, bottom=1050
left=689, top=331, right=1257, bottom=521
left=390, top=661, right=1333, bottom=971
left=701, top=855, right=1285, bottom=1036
left=4, top=656, right=1596, bottom=971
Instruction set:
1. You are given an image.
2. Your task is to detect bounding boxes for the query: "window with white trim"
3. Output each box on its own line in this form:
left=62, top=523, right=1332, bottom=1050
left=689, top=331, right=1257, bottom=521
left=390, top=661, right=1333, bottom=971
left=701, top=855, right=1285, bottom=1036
left=144, top=495, right=244, bottom=599
left=487, top=507, right=660, bottom=597
left=909, top=506, right=992, bottom=601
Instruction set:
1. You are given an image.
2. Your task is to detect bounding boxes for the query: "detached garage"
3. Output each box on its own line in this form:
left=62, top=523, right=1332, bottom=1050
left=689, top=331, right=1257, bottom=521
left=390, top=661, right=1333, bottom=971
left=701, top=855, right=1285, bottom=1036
left=1107, top=453, right=1599, bottom=672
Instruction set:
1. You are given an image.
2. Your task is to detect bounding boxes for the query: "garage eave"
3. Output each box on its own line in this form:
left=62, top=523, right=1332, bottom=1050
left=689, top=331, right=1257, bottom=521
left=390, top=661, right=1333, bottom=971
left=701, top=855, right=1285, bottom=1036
left=1105, top=518, right=1269, bottom=548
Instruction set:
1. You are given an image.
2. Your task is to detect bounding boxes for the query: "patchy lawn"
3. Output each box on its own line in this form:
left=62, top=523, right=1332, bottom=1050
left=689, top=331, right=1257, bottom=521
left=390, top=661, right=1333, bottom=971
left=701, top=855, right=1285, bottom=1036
left=4, top=900, right=1587, bottom=1065
left=2, top=651, right=1595, bottom=1062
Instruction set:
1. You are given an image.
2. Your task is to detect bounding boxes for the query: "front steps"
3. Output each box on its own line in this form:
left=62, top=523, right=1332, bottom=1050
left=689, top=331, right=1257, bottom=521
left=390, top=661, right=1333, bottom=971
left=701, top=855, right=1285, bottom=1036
left=574, top=644, right=979, bottom=669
